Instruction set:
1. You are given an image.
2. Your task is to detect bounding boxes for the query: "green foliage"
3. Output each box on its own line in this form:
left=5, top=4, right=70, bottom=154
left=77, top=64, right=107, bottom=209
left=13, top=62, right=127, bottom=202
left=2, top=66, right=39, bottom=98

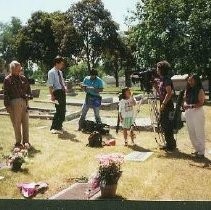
left=67, top=62, right=106, bottom=82
left=67, top=0, right=119, bottom=72
left=0, top=17, right=22, bottom=64
left=128, top=0, right=211, bottom=75
left=16, top=11, right=59, bottom=69
left=33, top=66, right=46, bottom=83
left=67, top=63, right=88, bottom=81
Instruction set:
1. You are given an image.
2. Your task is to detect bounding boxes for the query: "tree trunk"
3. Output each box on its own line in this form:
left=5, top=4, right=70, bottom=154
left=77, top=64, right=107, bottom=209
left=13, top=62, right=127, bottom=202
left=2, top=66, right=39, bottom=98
left=125, top=66, right=131, bottom=87
left=208, top=72, right=211, bottom=101
left=85, top=34, right=91, bottom=73
left=114, top=68, right=119, bottom=87
left=113, top=61, right=119, bottom=87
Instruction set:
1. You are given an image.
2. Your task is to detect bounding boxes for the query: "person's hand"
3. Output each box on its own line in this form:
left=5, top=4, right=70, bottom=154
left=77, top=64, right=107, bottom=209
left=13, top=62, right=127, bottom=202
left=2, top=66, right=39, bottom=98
left=183, top=103, right=194, bottom=110
left=87, top=86, right=94, bottom=90
left=6, top=106, right=11, bottom=113
left=152, top=79, right=159, bottom=90
left=160, top=103, right=165, bottom=112
left=51, top=95, right=55, bottom=101
left=183, top=103, right=189, bottom=110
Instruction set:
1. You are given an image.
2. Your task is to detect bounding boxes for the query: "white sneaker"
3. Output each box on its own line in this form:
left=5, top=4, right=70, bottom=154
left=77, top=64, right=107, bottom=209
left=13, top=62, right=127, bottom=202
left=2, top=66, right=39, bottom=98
left=57, top=130, right=64, bottom=134
left=51, top=129, right=64, bottom=134
left=51, top=129, right=57, bottom=134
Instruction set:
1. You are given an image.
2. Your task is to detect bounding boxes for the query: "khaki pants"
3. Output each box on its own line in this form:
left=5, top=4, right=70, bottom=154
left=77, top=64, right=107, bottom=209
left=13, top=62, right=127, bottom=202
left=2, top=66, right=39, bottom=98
left=185, top=107, right=205, bottom=155
left=9, top=98, right=29, bottom=144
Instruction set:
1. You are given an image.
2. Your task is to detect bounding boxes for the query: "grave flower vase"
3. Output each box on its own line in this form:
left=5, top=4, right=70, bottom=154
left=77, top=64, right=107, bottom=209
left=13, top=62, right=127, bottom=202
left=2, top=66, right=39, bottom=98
left=11, top=161, right=22, bottom=171
left=100, top=184, right=117, bottom=198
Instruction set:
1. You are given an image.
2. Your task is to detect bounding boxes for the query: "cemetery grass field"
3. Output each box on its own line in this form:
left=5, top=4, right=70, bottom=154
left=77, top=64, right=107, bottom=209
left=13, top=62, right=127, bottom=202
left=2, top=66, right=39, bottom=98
left=0, top=85, right=211, bottom=200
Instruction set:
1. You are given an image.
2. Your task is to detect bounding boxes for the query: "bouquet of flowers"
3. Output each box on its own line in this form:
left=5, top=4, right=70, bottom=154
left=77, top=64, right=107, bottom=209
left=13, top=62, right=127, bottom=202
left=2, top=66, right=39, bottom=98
left=89, top=153, right=124, bottom=189
left=4, top=147, right=28, bottom=171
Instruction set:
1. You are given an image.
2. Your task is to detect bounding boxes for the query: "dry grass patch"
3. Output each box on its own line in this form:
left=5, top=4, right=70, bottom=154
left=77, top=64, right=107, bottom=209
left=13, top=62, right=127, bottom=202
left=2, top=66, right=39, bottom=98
left=0, top=85, right=211, bottom=200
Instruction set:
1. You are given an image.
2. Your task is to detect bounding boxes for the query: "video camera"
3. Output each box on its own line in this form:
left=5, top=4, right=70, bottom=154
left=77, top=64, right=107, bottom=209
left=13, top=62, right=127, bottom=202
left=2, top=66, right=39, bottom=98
left=131, top=68, right=158, bottom=93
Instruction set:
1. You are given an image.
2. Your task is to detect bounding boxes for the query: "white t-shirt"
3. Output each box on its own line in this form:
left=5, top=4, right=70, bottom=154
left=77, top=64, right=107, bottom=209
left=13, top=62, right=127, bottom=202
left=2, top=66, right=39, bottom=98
left=119, top=97, right=136, bottom=118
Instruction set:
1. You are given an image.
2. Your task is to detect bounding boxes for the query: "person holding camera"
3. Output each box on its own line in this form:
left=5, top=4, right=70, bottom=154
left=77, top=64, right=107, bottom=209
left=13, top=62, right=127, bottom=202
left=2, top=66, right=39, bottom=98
left=78, top=70, right=104, bottom=131
left=154, top=60, right=176, bottom=151
left=3, top=61, right=32, bottom=149
left=184, top=74, right=205, bottom=158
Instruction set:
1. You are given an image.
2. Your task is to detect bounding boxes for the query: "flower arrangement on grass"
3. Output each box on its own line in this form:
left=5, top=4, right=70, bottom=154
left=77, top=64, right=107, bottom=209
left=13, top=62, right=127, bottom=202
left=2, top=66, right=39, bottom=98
left=89, top=153, right=124, bottom=190
left=3, top=147, right=28, bottom=171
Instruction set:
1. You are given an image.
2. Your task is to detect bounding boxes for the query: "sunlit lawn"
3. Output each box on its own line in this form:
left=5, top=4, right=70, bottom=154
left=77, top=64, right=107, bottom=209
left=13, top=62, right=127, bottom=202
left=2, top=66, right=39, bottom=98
left=0, top=84, right=211, bottom=200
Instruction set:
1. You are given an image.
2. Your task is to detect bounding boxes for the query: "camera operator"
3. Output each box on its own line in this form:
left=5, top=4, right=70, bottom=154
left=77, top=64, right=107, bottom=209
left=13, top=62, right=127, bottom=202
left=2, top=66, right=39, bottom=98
left=3, top=61, right=32, bottom=149
left=154, top=60, right=176, bottom=151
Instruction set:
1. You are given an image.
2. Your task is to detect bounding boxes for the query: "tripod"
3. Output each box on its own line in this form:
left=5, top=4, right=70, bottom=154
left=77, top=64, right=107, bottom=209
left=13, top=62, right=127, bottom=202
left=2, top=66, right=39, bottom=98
left=147, top=94, right=165, bottom=146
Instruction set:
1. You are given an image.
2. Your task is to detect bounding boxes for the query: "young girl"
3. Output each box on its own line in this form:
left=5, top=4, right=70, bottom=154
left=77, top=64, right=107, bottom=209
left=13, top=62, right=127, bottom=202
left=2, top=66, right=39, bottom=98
left=119, top=87, right=137, bottom=146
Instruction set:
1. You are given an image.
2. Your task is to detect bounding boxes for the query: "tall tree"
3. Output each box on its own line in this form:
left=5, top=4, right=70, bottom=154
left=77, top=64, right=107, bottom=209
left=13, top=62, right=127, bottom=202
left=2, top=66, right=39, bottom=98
left=128, top=0, right=211, bottom=98
left=16, top=11, right=82, bottom=73
left=67, top=0, right=119, bottom=72
left=128, top=0, right=185, bottom=73
left=16, top=11, right=58, bottom=69
left=0, top=17, right=22, bottom=65
left=50, top=12, right=83, bottom=58
left=102, top=34, right=135, bottom=87
left=188, top=0, right=211, bottom=99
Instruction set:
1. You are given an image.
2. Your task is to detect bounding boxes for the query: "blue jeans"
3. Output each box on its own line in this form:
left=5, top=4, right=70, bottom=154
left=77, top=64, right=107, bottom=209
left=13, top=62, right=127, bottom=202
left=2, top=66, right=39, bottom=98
left=79, top=103, right=102, bottom=128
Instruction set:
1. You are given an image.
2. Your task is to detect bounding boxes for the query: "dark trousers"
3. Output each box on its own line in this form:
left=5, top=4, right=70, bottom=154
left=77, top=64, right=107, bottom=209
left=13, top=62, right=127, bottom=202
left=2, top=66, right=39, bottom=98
left=50, top=89, right=66, bottom=130
left=160, top=102, right=176, bottom=149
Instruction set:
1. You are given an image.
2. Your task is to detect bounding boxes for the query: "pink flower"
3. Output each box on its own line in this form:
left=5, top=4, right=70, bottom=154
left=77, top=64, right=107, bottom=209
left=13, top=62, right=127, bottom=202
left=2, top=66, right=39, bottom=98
left=88, top=172, right=100, bottom=190
left=13, top=148, right=21, bottom=153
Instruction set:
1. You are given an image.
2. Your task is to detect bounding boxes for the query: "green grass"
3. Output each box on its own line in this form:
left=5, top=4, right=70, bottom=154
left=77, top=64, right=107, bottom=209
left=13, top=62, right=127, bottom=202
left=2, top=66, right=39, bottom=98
left=1, top=84, right=211, bottom=200
left=0, top=110, right=211, bottom=200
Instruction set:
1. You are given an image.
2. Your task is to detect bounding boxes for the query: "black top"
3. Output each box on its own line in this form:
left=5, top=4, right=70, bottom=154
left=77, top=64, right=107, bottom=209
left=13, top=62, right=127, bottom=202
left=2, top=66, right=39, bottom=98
left=185, top=87, right=201, bottom=104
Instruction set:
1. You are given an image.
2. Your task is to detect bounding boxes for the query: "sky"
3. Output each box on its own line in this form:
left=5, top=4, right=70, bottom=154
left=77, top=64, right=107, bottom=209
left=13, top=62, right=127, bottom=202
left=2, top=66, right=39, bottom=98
left=0, top=0, right=137, bottom=31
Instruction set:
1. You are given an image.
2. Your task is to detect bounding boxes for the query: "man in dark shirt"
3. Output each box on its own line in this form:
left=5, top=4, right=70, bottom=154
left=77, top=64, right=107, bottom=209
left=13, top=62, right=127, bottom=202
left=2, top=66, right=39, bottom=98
left=154, top=60, right=176, bottom=151
left=3, top=61, right=32, bottom=148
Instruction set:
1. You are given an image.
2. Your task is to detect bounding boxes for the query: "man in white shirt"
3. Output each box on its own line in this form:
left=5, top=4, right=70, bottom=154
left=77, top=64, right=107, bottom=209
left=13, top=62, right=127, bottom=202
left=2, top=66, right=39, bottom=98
left=47, top=56, right=66, bottom=134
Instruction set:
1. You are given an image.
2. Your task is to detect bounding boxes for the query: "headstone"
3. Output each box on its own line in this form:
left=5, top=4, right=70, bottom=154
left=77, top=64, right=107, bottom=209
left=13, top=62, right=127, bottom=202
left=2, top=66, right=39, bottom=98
left=31, top=89, right=40, bottom=98
left=171, top=74, right=189, bottom=91
left=124, top=151, right=153, bottom=162
left=66, top=80, right=78, bottom=96
left=102, top=97, right=113, bottom=103
left=49, top=183, right=100, bottom=200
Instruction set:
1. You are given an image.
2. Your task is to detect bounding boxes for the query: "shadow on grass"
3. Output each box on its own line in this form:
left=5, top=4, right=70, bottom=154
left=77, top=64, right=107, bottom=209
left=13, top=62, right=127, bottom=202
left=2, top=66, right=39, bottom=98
left=12, top=168, right=29, bottom=174
left=58, top=131, right=80, bottom=142
left=96, top=195, right=127, bottom=200
left=159, top=149, right=211, bottom=169
left=28, top=146, right=41, bottom=158
left=128, top=144, right=152, bottom=152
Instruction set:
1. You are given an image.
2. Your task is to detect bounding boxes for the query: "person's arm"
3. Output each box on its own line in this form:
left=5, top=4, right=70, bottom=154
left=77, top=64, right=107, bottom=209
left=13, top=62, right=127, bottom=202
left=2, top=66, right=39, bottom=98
left=25, top=77, right=32, bottom=99
left=3, top=79, right=11, bottom=113
left=47, top=71, right=55, bottom=101
left=153, top=79, right=160, bottom=95
left=130, top=94, right=137, bottom=106
left=194, top=89, right=205, bottom=108
left=61, top=71, right=67, bottom=92
left=80, top=78, right=88, bottom=92
left=183, top=90, right=190, bottom=110
left=94, top=79, right=104, bottom=93
left=118, top=101, right=124, bottom=122
left=49, top=86, right=55, bottom=101
left=160, top=85, right=173, bottom=111
left=94, top=88, right=103, bottom=93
